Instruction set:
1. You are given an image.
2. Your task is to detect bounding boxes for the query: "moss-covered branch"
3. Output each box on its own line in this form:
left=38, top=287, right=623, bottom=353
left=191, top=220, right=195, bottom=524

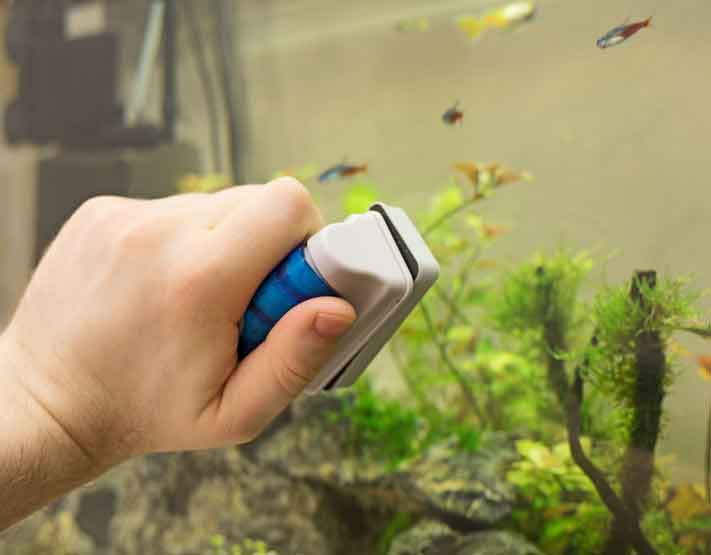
left=566, top=371, right=658, bottom=555
left=603, top=271, right=666, bottom=555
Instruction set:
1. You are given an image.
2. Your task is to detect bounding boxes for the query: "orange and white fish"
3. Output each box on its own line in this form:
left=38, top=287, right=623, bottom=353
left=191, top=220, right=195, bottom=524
left=596, top=17, right=652, bottom=49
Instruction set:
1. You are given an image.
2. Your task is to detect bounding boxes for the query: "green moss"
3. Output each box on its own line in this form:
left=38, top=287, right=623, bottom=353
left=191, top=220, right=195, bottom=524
left=492, top=250, right=592, bottom=351
left=585, top=275, right=700, bottom=411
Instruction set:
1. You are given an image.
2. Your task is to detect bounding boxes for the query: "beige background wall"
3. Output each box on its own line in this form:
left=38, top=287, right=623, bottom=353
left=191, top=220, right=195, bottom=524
left=2, top=0, right=711, bottom=482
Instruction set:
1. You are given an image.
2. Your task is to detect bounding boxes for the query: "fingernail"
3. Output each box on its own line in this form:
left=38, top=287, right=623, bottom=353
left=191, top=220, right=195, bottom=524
left=313, top=313, right=354, bottom=339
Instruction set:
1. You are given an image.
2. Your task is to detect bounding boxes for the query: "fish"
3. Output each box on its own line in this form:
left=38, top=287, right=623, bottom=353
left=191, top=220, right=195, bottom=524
left=456, top=1, right=536, bottom=41
left=698, top=355, right=711, bottom=381
left=318, top=162, right=368, bottom=183
left=442, top=101, right=464, bottom=125
left=484, top=1, right=537, bottom=29
left=394, top=17, right=430, bottom=32
left=596, top=17, right=652, bottom=49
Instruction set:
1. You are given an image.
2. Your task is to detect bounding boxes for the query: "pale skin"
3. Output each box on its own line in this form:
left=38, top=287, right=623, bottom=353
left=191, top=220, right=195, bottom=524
left=0, top=177, right=356, bottom=531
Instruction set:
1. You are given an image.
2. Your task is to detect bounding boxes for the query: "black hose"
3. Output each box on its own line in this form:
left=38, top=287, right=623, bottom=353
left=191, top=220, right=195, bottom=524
left=211, top=0, right=240, bottom=183
left=180, top=1, right=223, bottom=173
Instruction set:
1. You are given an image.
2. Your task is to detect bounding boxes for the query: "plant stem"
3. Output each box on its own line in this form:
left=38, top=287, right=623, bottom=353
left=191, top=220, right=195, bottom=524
left=441, top=249, right=482, bottom=334
left=419, top=300, right=485, bottom=423
left=423, top=197, right=482, bottom=239
left=566, top=372, right=658, bottom=555
left=537, top=269, right=571, bottom=408
left=678, top=325, right=711, bottom=338
left=603, top=271, right=665, bottom=555
left=433, top=283, right=474, bottom=330
left=389, top=337, right=436, bottom=416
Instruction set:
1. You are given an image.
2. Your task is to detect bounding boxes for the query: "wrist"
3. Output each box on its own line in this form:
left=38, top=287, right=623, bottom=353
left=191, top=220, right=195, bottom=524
left=0, top=328, right=107, bottom=480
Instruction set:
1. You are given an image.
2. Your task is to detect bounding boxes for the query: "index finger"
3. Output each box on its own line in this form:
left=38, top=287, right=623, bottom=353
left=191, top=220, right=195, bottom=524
left=205, top=177, right=324, bottom=314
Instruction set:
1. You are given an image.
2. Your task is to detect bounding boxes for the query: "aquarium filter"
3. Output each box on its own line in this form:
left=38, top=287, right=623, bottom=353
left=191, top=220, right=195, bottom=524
left=239, top=203, right=440, bottom=393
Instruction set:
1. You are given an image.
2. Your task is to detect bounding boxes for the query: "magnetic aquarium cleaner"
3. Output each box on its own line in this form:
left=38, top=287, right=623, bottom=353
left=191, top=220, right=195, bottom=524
left=238, top=203, right=440, bottom=393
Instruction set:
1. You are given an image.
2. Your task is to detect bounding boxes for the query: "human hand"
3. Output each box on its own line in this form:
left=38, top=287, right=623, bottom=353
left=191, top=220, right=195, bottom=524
left=1, top=178, right=355, bottom=470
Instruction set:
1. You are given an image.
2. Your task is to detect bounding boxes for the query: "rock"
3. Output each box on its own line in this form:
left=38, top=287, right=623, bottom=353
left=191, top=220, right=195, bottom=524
left=255, top=394, right=516, bottom=529
left=388, top=520, right=460, bottom=555
left=389, top=521, right=541, bottom=555
left=1, top=447, right=329, bottom=555
left=2, top=393, right=520, bottom=555
left=110, top=448, right=330, bottom=555
left=0, top=506, right=96, bottom=555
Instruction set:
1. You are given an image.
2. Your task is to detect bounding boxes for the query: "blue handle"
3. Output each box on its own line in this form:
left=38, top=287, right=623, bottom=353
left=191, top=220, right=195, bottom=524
left=238, top=245, right=339, bottom=358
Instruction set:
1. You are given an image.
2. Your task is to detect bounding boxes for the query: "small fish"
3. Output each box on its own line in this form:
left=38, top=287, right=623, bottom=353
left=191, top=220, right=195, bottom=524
left=442, top=101, right=463, bottom=125
left=484, top=1, right=536, bottom=29
left=456, top=1, right=536, bottom=41
left=318, top=162, right=368, bottom=183
left=395, top=17, right=430, bottom=32
left=698, top=355, right=711, bottom=381
left=596, top=17, right=652, bottom=49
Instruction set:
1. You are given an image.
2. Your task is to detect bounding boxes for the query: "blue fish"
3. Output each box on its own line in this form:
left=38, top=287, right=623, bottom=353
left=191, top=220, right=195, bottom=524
left=318, top=162, right=368, bottom=183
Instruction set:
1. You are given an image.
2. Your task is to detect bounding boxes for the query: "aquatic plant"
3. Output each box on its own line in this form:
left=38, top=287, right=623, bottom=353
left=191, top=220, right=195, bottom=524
left=334, top=171, right=711, bottom=554
left=506, top=438, right=610, bottom=554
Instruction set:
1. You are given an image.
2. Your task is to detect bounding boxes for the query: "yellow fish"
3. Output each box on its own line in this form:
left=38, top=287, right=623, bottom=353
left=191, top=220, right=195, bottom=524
left=456, top=1, right=536, bottom=41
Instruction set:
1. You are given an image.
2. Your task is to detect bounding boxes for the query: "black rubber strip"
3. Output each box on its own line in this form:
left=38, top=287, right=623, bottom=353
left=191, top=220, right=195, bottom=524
left=369, top=204, right=419, bottom=279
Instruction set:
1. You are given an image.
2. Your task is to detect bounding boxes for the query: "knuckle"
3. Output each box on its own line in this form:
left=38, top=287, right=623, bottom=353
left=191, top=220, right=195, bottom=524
left=270, top=177, right=315, bottom=224
left=273, top=349, right=311, bottom=398
left=223, top=415, right=265, bottom=445
left=73, top=195, right=122, bottom=224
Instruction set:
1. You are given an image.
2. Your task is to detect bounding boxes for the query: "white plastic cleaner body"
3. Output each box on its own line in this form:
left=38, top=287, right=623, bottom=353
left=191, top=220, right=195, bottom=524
left=304, top=203, right=439, bottom=393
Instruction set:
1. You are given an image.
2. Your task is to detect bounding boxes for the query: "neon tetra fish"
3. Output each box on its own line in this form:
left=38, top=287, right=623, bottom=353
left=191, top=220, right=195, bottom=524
left=596, top=17, right=652, bottom=49
left=442, top=101, right=463, bottom=125
left=318, top=162, right=368, bottom=183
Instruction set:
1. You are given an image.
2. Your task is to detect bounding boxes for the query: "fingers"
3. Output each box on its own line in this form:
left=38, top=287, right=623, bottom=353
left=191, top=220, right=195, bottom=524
left=208, top=297, right=356, bottom=445
left=206, top=177, right=325, bottom=313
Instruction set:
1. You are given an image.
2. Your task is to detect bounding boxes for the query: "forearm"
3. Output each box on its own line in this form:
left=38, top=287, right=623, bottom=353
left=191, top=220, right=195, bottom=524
left=0, top=331, right=100, bottom=531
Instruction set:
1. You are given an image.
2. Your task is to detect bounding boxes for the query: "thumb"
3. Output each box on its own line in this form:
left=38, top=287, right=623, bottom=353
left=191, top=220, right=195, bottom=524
left=214, top=297, right=356, bottom=444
